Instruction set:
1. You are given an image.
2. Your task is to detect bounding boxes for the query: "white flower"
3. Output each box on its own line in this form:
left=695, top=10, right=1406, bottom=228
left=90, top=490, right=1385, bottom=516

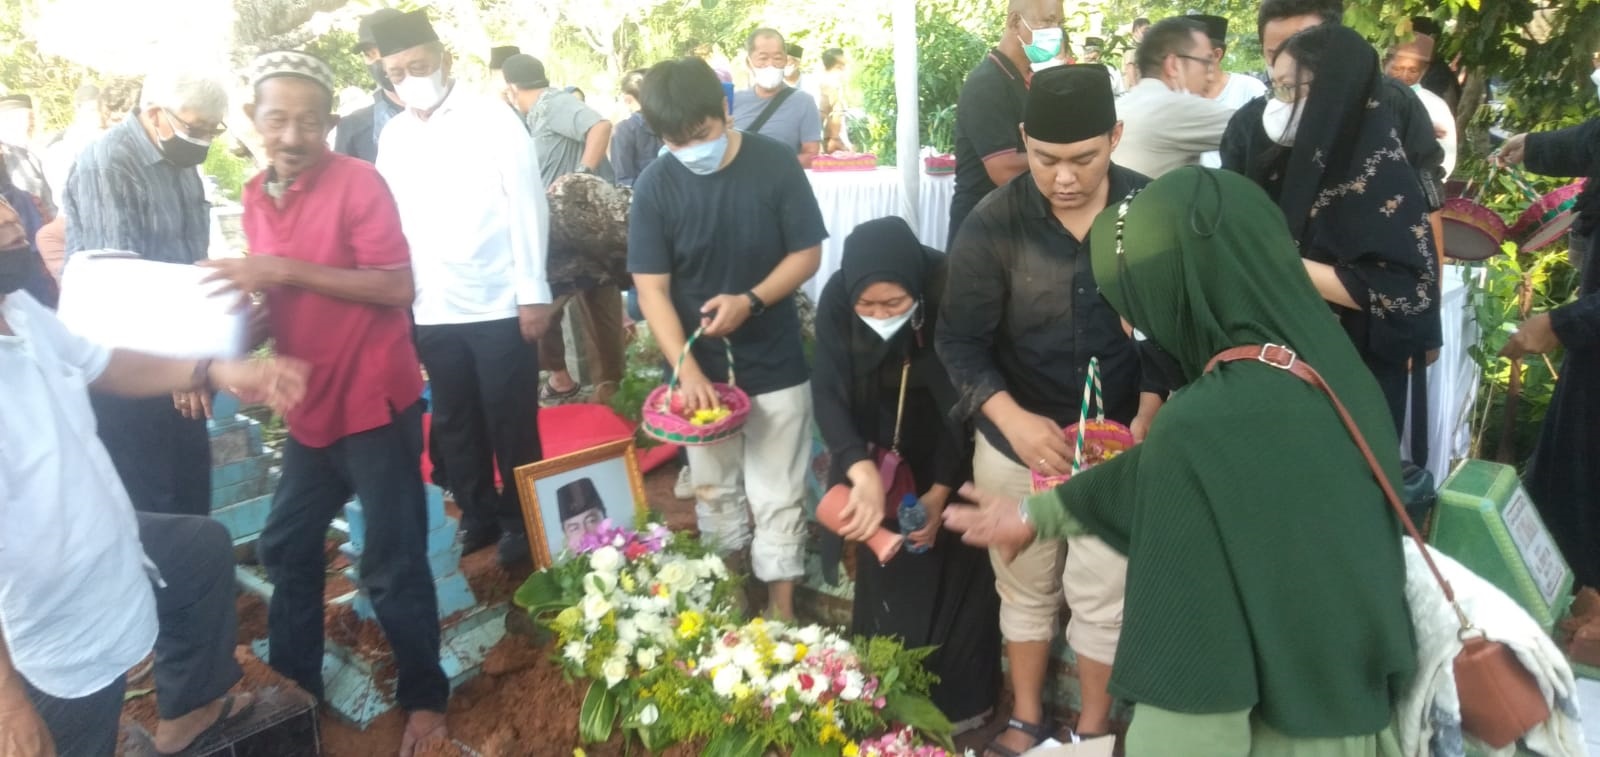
left=702, top=556, right=730, bottom=579
left=563, top=640, right=590, bottom=664
left=793, top=625, right=823, bottom=647
left=603, top=657, right=629, bottom=688
left=613, top=640, right=634, bottom=659
left=712, top=665, right=743, bottom=697
left=636, top=647, right=661, bottom=671
left=616, top=618, right=639, bottom=645
left=581, top=593, right=613, bottom=623
left=732, top=644, right=761, bottom=671
left=638, top=703, right=660, bottom=726
left=772, top=642, right=796, bottom=664
left=656, top=561, right=694, bottom=593
left=589, top=546, right=624, bottom=575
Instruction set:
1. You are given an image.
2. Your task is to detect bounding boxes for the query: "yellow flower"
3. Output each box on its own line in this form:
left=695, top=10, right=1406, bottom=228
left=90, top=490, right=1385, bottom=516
left=688, top=406, right=732, bottom=426
left=794, top=643, right=809, bottom=660
left=677, top=610, right=705, bottom=640
left=619, top=573, right=637, bottom=591
left=843, top=743, right=860, bottom=757
left=819, top=723, right=845, bottom=745
left=574, top=750, right=588, bottom=757
left=554, top=606, right=582, bottom=633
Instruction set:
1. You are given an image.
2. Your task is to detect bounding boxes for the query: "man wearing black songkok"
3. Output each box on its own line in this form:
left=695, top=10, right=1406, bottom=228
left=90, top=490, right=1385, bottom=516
left=937, top=64, right=1151, bottom=753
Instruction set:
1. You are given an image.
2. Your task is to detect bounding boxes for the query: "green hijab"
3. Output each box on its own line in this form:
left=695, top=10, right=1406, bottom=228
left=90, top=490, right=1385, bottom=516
left=1033, top=168, right=1416, bottom=737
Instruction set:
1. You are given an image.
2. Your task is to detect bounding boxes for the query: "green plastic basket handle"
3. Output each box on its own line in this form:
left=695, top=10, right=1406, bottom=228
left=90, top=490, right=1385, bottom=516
left=1072, top=357, right=1104, bottom=475
left=662, top=326, right=736, bottom=411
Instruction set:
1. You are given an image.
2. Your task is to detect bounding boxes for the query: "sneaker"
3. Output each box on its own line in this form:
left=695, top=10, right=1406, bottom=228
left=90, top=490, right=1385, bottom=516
left=497, top=532, right=532, bottom=569
left=674, top=466, right=693, bottom=499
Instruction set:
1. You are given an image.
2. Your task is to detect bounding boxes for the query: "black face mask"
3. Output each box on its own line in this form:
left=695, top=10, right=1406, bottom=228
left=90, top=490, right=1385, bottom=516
left=0, top=247, right=36, bottom=294
left=369, top=60, right=395, bottom=93
left=157, top=113, right=211, bottom=168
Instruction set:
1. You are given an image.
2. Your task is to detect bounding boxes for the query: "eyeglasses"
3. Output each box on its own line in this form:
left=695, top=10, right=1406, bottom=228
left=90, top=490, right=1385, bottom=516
left=1271, top=82, right=1309, bottom=102
left=1174, top=54, right=1216, bottom=70
left=164, top=108, right=227, bottom=140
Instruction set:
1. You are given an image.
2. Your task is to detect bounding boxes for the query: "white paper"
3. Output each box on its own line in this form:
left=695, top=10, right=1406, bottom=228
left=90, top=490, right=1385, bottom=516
left=1022, top=736, right=1115, bottom=757
left=57, top=252, right=248, bottom=360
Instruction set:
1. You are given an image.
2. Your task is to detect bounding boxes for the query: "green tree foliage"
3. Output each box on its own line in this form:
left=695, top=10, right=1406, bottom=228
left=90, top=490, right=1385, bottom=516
left=0, top=1, right=98, bottom=135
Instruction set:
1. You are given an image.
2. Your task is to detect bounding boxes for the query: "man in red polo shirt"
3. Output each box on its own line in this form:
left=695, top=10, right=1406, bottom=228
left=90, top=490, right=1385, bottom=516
left=201, top=51, right=450, bottom=754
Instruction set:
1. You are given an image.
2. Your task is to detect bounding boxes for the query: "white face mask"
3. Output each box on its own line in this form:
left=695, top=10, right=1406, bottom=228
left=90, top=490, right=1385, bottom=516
left=1261, top=97, right=1303, bottom=147
left=1591, top=68, right=1600, bottom=103
left=859, top=302, right=918, bottom=342
left=752, top=66, right=785, bottom=90
left=395, top=69, right=448, bottom=111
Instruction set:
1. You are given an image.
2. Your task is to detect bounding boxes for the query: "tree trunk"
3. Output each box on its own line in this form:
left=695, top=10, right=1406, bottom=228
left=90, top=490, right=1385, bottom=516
left=1456, top=66, right=1487, bottom=139
left=231, top=0, right=357, bottom=64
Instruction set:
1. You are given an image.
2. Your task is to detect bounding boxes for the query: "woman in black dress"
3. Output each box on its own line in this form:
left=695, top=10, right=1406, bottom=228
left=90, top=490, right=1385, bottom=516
left=1220, top=23, right=1441, bottom=437
left=811, top=217, right=1000, bottom=730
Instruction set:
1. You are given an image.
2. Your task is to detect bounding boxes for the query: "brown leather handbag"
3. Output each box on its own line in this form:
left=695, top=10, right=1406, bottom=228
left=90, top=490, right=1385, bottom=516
left=1207, top=344, right=1550, bottom=749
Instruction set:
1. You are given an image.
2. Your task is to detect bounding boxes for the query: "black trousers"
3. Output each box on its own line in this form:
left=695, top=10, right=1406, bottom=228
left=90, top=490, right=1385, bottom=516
left=89, top=393, right=211, bottom=517
left=257, top=401, right=449, bottom=712
left=24, top=512, right=241, bottom=756
left=414, top=318, right=542, bottom=537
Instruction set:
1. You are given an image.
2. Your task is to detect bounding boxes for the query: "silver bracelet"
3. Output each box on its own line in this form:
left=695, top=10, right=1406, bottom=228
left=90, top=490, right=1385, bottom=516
left=1017, top=497, right=1030, bottom=526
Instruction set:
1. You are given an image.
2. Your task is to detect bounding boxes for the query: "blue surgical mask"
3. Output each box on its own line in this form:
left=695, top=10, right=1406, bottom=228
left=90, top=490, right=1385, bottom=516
left=670, top=132, right=730, bottom=175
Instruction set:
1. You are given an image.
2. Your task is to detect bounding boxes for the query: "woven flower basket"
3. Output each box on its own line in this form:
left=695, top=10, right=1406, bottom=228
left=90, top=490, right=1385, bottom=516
left=641, top=327, right=751, bottom=446
left=1031, top=357, right=1134, bottom=493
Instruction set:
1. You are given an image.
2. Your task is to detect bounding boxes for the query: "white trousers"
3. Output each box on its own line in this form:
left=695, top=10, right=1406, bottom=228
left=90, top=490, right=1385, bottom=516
left=686, top=382, right=811, bottom=582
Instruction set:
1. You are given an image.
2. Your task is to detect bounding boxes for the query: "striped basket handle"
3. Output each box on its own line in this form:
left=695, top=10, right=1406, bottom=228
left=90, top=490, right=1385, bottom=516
left=662, top=326, right=736, bottom=411
left=1503, top=167, right=1544, bottom=205
left=1072, top=357, right=1105, bottom=475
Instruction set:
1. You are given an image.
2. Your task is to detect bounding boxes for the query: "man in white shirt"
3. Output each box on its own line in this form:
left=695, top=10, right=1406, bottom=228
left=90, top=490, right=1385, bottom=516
left=1188, top=14, right=1268, bottom=168
left=1080, top=37, right=1125, bottom=97
left=0, top=210, right=308, bottom=755
left=372, top=10, right=553, bottom=569
left=1386, top=32, right=1457, bottom=180
left=1114, top=17, right=1238, bottom=179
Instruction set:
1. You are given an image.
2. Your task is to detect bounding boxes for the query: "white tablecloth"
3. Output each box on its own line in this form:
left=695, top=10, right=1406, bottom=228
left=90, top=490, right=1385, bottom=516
left=802, top=168, right=955, bottom=302
left=1405, top=264, right=1482, bottom=482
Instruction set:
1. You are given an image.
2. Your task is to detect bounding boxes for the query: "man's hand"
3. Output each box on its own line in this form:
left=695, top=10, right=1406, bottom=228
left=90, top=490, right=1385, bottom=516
left=1495, top=133, right=1528, bottom=168
left=0, top=697, right=54, bottom=757
left=997, top=408, right=1072, bottom=477
left=1131, top=392, right=1164, bottom=443
left=700, top=294, right=753, bottom=338
left=199, top=256, right=288, bottom=295
left=943, top=483, right=1036, bottom=564
left=1500, top=313, right=1561, bottom=360
left=840, top=463, right=885, bottom=543
left=173, top=389, right=213, bottom=420
left=672, top=358, right=721, bottom=413
left=211, top=357, right=311, bottom=416
left=908, top=486, right=951, bottom=550
left=518, top=304, right=558, bottom=343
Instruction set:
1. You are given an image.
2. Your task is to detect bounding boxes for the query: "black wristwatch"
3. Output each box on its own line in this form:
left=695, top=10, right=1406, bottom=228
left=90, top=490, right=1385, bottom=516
left=744, top=290, right=767, bottom=317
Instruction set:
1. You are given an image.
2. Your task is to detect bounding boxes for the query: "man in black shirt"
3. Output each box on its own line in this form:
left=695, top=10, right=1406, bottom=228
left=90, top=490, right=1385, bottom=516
left=948, top=0, right=1066, bottom=248
left=628, top=58, right=827, bottom=621
left=334, top=8, right=408, bottom=164
left=938, top=65, right=1147, bottom=753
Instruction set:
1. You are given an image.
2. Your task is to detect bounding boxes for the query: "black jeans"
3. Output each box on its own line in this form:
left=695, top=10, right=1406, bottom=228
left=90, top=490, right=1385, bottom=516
left=24, top=513, right=240, bottom=756
left=89, top=394, right=210, bottom=516
left=414, top=318, right=542, bottom=538
left=257, top=401, right=449, bottom=712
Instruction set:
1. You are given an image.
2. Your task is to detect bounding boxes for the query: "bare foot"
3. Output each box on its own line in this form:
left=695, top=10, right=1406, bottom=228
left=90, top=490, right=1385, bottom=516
left=398, top=710, right=449, bottom=757
left=153, top=691, right=255, bottom=754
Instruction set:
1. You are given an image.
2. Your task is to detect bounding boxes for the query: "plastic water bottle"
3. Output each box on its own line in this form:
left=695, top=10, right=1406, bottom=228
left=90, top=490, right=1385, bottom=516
left=898, top=494, right=930, bottom=554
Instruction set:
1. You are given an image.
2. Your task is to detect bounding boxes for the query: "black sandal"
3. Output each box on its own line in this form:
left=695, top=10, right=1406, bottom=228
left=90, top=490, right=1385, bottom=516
left=984, top=717, right=1054, bottom=757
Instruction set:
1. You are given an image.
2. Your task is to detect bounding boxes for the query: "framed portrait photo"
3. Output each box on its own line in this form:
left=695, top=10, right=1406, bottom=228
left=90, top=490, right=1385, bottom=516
left=513, top=438, right=649, bottom=569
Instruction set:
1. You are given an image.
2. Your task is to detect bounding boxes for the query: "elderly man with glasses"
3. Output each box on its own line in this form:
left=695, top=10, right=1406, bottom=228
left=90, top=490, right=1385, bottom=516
left=1111, top=16, right=1237, bottom=180
left=62, top=68, right=233, bottom=519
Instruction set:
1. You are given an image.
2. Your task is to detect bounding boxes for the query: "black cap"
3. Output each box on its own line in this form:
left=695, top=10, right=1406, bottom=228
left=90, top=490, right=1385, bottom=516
left=1187, top=14, right=1229, bottom=46
left=354, top=8, right=406, bottom=53
left=370, top=9, right=439, bottom=58
left=1410, top=17, right=1442, bottom=37
left=0, top=95, right=32, bottom=111
left=786, top=43, right=803, bottom=59
left=1024, top=65, right=1115, bottom=145
left=502, top=54, right=549, bottom=89
left=489, top=46, right=521, bottom=70
left=557, top=478, right=604, bottom=521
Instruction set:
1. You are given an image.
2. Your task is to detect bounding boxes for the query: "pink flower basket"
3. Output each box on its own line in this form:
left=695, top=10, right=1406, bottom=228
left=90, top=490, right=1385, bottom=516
left=640, top=327, right=751, bottom=446
left=1030, top=419, right=1135, bottom=493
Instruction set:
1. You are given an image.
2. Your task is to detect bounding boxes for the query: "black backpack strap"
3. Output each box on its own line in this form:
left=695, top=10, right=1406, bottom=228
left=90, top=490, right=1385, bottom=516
left=747, top=87, right=797, bottom=134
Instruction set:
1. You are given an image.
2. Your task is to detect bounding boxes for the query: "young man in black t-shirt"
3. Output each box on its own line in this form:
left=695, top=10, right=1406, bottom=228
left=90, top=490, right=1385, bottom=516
left=628, top=57, right=828, bottom=620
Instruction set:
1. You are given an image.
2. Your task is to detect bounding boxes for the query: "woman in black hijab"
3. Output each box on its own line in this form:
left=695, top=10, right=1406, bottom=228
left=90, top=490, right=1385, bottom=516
left=1222, top=23, right=1442, bottom=436
left=811, top=217, right=1000, bottom=729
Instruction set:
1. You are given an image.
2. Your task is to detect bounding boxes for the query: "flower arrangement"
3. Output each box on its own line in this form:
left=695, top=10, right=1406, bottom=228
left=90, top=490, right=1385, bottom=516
left=514, top=524, right=957, bottom=756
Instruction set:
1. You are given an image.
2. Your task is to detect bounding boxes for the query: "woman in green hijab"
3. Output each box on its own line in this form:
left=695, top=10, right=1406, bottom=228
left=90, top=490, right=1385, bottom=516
left=945, top=167, right=1415, bottom=755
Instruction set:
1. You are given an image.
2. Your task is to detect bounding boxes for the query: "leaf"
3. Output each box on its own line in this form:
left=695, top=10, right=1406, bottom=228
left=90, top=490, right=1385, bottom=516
left=634, top=724, right=677, bottom=752
left=580, top=680, right=620, bottom=744
left=791, top=742, right=840, bottom=757
left=882, top=693, right=955, bottom=750
left=704, top=726, right=767, bottom=757
left=514, top=569, right=565, bottom=611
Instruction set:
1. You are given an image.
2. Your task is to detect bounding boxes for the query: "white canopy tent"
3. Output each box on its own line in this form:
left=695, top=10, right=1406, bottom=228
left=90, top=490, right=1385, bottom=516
left=892, top=0, right=920, bottom=234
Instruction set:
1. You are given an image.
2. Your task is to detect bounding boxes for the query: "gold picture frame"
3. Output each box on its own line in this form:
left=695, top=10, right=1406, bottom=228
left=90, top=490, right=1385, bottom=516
left=513, top=438, right=650, bottom=570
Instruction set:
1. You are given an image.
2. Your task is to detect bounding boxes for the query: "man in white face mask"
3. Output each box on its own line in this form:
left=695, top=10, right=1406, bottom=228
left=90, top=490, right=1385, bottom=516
left=1111, top=17, right=1236, bottom=179
left=372, top=10, right=556, bottom=574
left=730, top=28, right=822, bottom=167
left=1385, top=32, right=1456, bottom=180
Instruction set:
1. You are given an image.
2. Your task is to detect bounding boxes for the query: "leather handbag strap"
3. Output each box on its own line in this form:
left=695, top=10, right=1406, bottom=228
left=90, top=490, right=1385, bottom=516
left=1205, top=344, right=1475, bottom=634
left=891, top=358, right=910, bottom=455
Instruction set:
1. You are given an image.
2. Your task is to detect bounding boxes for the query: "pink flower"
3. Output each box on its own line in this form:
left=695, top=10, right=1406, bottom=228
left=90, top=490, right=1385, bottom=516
left=874, top=697, right=887, bottom=709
